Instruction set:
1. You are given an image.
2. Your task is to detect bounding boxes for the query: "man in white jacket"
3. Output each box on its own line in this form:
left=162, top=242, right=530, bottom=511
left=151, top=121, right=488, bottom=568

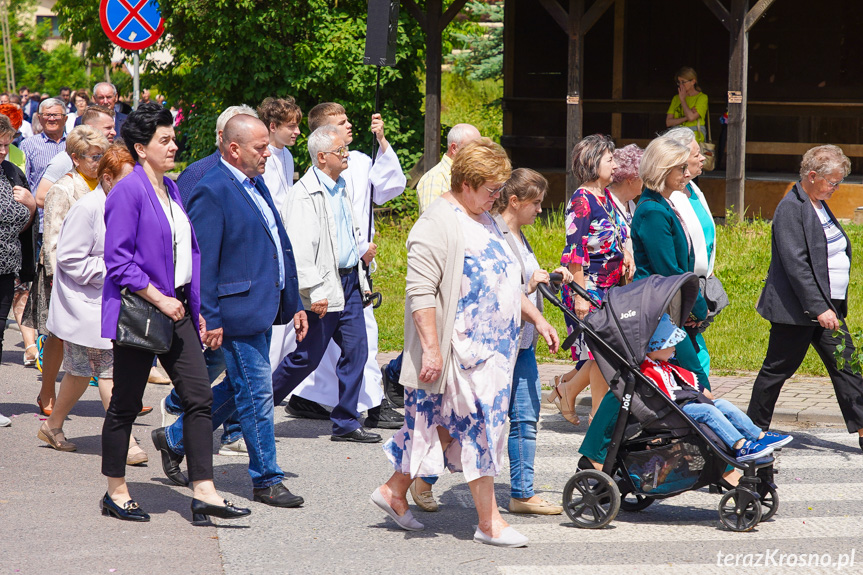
left=271, top=125, right=382, bottom=443
left=271, top=103, right=405, bottom=429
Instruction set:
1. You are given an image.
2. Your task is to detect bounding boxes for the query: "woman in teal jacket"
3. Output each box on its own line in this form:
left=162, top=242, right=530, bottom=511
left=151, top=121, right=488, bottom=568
left=579, top=136, right=710, bottom=466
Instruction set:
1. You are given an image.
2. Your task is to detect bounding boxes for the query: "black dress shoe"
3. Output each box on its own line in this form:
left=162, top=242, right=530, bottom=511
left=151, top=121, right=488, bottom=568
left=383, top=369, right=405, bottom=408
left=285, top=395, right=331, bottom=420
left=365, top=398, right=404, bottom=430
left=151, top=427, right=189, bottom=487
left=191, top=498, right=251, bottom=525
left=252, top=483, right=304, bottom=508
left=331, top=427, right=382, bottom=443
left=101, top=492, right=150, bottom=522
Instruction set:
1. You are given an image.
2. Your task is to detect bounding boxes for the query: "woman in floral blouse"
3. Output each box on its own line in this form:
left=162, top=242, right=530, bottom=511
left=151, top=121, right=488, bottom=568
left=546, top=134, right=635, bottom=426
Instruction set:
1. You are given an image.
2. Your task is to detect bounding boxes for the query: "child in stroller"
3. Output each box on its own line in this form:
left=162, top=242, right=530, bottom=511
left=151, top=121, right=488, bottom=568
left=642, top=313, right=793, bottom=463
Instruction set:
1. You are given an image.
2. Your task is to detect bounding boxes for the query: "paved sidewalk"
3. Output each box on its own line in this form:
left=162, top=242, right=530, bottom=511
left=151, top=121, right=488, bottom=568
left=376, top=352, right=847, bottom=428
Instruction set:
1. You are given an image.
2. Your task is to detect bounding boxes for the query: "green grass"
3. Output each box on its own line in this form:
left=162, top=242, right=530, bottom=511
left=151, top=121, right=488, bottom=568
left=440, top=72, right=503, bottom=143
left=373, top=214, right=863, bottom=376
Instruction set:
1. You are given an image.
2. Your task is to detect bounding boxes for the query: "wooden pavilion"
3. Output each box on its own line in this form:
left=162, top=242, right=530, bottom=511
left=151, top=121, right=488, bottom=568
left=497, top=0, right=863, bottom=219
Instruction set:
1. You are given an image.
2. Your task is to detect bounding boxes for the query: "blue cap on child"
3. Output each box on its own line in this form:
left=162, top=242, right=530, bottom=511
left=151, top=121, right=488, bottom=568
left=647, top=313, right=687, bottom=352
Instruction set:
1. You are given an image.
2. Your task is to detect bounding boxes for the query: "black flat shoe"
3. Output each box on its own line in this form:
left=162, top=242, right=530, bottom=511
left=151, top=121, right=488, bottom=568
left=331, top=427, right=382, bottom=443
left=383, top=370, right=405, bottom=408
left=365, top=398, right=404, bottom=430
left=101, top=492, right=150, bottom=522
left=191, top=498, right=251, bottom=525
left=252, top=483, right=304, bottom=508
left=151, top=427, right=189, bottom=487
left=285, top=395, right=331, bottom=420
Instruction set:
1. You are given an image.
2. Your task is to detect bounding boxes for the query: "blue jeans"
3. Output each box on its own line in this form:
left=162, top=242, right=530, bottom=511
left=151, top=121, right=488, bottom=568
left=384, top=352, right=403, bottom=384
left=683, top=399, right=762, bottom=450
left=164, top=348, right=242, bottom=445
left=508, top=347, right=541, bottom=499
left=166, top=329, right=284, bottom=489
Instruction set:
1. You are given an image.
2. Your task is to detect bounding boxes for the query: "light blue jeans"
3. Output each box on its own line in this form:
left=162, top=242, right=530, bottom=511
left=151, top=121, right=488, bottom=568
left=508, top=347, right=542, bottom=499
left=683, top=398, right=762, bottom=450
left=166, top=329, right=284, bottom=489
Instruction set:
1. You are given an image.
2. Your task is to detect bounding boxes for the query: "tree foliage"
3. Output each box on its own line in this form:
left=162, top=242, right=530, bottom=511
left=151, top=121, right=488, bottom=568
left=447, top=0, right=503, bottom=82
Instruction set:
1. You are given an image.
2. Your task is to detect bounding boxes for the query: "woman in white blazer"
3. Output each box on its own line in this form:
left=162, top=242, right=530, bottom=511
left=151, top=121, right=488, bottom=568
left=41, top=145, right=147, bottom=463
left=665, top=127, right=716, bottom=377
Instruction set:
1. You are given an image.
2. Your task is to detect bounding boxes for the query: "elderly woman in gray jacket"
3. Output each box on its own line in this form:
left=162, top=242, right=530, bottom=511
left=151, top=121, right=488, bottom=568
left=747, top=145, right=863, bottom=452
left=371, top=139, right=559, bottom=548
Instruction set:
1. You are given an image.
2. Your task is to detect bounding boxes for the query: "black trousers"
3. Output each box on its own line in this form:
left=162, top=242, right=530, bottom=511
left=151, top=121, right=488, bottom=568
left=0, top=273, right=14, bottom=363
left=747, top=313, right=863, bottom=433
left=102, top=314, right=214, bottom=480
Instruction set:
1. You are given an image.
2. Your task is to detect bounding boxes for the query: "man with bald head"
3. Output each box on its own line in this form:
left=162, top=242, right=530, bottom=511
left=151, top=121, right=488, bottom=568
left=154, top=114, right=309, bottom=508
left=417, top=123, right=481, bottom=213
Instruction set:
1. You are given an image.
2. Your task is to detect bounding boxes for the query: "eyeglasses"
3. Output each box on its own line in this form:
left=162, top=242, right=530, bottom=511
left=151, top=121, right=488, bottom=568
left=675, top=79, right=694, bottom=87
left=823, top=177, right=844, bottom=189
left=323, top=145, right=349, bottom=157
left=40, top=113, right=65, bottom=120
left=483, top=183, right=506, bottom=196
left=81, top=153, right=104, bottom=162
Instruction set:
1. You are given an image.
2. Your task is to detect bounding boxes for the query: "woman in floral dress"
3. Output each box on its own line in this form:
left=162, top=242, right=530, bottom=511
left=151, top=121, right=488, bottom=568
left=546, top=134, right=635, bottom=426
left=371, top=139, right=559, bottom=548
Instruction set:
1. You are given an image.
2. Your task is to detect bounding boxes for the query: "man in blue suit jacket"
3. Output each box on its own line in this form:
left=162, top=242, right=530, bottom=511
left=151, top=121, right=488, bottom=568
left=156, top=115, right=309, bottom=508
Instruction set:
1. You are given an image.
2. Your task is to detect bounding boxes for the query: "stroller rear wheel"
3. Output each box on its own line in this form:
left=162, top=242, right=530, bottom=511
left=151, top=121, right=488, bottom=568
left=562, top=469, right=621, bottom=529
left=756, top=483, right=779, bottom=522
left=718, top=488, right=762, bottom=532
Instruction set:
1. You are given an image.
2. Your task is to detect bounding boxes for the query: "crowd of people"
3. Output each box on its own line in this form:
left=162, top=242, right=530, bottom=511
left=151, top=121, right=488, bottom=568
left=2, top=72, right=863, bottom=547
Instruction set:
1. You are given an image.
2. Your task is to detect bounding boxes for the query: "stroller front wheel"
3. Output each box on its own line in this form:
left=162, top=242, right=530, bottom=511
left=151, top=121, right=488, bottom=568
left=718, top=488, right=762, bottom=532
left=562, top=469, right=621, bottom=529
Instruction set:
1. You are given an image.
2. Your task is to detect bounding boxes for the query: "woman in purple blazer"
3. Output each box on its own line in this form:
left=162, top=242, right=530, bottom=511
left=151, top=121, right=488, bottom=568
left=100, top=103, right=250, bottom=524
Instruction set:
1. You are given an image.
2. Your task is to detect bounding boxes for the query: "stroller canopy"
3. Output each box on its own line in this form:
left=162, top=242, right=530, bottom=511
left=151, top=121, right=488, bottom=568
left=585, top=273, right=700, bottom=390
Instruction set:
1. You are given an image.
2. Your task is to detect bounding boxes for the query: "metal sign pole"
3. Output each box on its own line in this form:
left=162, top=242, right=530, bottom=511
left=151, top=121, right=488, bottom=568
left=132, top=50, right=140, bottom=109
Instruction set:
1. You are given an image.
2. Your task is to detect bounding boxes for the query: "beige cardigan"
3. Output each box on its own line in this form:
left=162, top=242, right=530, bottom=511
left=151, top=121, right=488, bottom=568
left=401, top=197, right=465, bottom=394
left=42, top=170, right=92, bottom=277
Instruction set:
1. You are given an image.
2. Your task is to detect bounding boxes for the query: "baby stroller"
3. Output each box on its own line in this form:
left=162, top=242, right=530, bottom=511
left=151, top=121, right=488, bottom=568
left=538, top=272, right=778, bottom=532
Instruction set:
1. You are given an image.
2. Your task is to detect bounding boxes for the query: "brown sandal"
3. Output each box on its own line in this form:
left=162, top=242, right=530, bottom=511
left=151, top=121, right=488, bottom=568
left=37, top=423, right=77, bottom=452
left=546, top=375, right=580, bottom=426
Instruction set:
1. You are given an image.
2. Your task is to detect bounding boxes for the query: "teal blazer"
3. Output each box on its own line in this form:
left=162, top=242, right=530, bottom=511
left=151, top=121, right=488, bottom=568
left=631, top=187, right=708, bottom=320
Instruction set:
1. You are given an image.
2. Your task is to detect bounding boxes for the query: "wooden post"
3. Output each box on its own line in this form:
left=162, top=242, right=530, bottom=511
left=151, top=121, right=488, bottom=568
left=610, top=0, right=625, bottom=140
left=725, top=0, right=749, bottom=220
left=423, top=0, right=443, bottom=174
left=566, top=0, right=584, bottom=193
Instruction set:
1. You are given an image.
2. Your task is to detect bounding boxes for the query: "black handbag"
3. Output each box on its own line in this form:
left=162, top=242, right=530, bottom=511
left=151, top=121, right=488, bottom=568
left=115, top=288, right=174, bottom=354
left=695, top=275, right=729, bottom=334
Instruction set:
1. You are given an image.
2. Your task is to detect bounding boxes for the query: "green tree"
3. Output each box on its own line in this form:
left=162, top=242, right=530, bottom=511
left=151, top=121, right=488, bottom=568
left=447, top=0, right=503, bottom=82
left=3, top=17, right=89, bottom=94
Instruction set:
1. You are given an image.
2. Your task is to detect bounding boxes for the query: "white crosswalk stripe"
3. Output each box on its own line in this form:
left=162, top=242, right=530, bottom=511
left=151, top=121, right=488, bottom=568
left=495, top=428, right=863, bottom=574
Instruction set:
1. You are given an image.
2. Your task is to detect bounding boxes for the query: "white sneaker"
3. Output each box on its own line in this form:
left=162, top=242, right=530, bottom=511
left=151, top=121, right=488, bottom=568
left=218, top=437, right=248, bottom=456
left=160, top=397, right=180, bottom=429
left=0, top=413, right=11, bottom=427
left=473, top=526, right=529, bottom=548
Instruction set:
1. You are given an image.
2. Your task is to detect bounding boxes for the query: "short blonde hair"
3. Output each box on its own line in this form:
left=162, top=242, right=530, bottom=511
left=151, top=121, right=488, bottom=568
left=451, top=137, right=512, bottom=194
left=66, top=125, right=109, bottom=159
left=308, top=102, right=347, bottom=132
left=799, top=144, right=851, bottom=180
left=639, top=137, right=690, bottom=193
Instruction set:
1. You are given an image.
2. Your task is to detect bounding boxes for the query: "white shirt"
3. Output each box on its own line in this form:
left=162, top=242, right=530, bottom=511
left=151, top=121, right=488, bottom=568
left=815, top=204, right=850, bottom=300
left=262, top=144, right=294, bottom=217
left=156, top=195, right=193, bottom=288
left=19, top=120, right=34, bottom=140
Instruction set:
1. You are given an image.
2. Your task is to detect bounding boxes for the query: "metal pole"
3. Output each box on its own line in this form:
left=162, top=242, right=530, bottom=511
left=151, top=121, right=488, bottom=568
left=132, top=51, right=140, bottom=109
left=363, top=65, right=383, bottom=309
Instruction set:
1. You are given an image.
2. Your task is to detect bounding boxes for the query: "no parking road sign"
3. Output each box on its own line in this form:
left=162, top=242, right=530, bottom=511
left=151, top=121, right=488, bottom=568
left=99, top=0, right=164, bottom=51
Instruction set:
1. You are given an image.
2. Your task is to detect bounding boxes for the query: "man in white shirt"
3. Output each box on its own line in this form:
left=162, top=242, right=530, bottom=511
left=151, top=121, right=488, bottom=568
left=271, top=102, right=405, bottom=430
left=258, top=96, right=302, bottom=215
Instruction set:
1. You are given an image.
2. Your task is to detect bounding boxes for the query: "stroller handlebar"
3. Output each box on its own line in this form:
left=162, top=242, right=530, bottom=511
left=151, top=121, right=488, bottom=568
left=544, top=272, right=603, bottom=309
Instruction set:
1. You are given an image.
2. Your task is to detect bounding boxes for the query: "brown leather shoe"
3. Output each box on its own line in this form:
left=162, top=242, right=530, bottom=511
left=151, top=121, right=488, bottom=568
left=37, top=423, right=76, bottom=452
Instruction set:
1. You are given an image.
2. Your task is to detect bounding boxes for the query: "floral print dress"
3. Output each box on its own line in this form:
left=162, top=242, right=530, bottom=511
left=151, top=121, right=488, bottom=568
left=560, top=187, right=628, bottom=360
left=384, top=206, right=522, bottom=483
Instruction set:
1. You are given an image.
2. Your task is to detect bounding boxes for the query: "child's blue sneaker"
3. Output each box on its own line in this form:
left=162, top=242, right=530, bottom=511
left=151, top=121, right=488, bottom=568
left=759, top=431, right=793, bottom=450
left=89, top=376, right=99, bottom=387
left=35, top=334, right=47, bottom=373
left=736, top=440, right=774, bottom=462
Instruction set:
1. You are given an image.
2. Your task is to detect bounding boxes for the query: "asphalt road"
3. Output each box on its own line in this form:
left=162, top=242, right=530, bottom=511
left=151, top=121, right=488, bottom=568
left=2, top=329, right=863, bottom=575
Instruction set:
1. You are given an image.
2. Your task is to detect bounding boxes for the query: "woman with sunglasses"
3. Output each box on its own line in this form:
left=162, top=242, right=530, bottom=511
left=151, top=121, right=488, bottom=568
left=665, top=66, right=709, bottom=145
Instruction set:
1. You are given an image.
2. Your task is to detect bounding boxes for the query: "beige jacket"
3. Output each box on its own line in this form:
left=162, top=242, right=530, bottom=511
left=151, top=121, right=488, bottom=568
left=401, top=197, right=465, bottom=394
left=42, top=170, right=92, bottom=277
left=282, top=167, right=369, bottom=312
